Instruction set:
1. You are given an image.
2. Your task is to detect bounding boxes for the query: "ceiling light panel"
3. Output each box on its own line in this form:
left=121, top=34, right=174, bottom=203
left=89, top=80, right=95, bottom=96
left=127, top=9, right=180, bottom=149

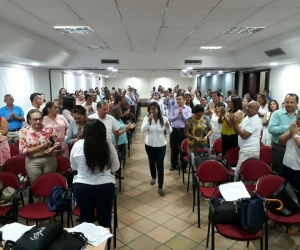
left=88, top=46, right=108, bottom=50
left=200, top=46, right=223, bottom=50
left=54, top=26, right=95, bottom=34
left=224, top=27, right=266, bottom=34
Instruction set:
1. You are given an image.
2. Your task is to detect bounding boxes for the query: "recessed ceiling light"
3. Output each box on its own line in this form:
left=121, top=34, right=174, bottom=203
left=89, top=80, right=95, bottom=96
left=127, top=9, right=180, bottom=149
left=88, top=45, right=108, bottom=50
left=105, top=76, right=108, bottom=78
left=31, top=62, right=39, bottom=66
left=186, top=67, right=193, bottom=70
left=54, top=26, right=95, bottom=34
left=89, top=72, right=93, bottom=75
left=78, top=71, right=83, bottom=73
left=224, top=27, right=265, bottom=34
left=112, top=69, right=118, bottom=72
left=196, top=74, right=200, bottom=77
left=270, top=62, right=279, bottom=66
left=98, top=74, right=102, bottom=76
left=200, top=46, right=223, bottom=50
left=182, top=69, right=187, bottom=72
left=207, top=72, right=211, bottom=75
left=107, top=67, right=114, bottom=70
left=218, top=70, right=224, bottom=74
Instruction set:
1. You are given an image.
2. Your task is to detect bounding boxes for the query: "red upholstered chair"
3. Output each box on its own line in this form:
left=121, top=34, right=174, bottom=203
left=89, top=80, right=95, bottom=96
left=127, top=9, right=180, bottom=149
left=195, top=160, right=229, bottom=228
left=224, top=147, right=240, bottom=175
left=0, top=172, right=21, bottom=222
left=240, top=159, right=272, bottom=195
left=212, top=138, right=222, bottom=156
left=255, top=175, right=300, bottom=230
left=14, top=140, right=19, bottom=147
left=56, top=155, right=71, bottom=173
left=18, top=172, right=67, bottom=225
left=179, top=139, right=189, bottom=183
left=207, top=187, right=268, bottom=250
left=9, top=144, right=19, bottom=157
left=259, top=146, right=273, bottom=167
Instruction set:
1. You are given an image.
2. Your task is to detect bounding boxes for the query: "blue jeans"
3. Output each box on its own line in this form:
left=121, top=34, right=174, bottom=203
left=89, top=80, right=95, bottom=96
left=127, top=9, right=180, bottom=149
left=74, top=182, right=115, bottom=249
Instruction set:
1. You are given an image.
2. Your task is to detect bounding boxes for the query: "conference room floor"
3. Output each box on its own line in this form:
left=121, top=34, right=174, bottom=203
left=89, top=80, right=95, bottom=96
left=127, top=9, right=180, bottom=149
left=112, top=107, right=297, bottom=250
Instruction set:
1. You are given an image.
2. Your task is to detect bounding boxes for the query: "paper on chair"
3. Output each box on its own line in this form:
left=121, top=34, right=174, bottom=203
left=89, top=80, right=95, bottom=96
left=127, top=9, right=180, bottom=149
left=1, top=222, right=34, bottom=241
left=219, top=181, right=250, bottom=201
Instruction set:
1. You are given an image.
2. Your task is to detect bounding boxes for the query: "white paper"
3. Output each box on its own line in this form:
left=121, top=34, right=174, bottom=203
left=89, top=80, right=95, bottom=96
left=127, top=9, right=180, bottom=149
left=219, top=181, right=250, bottom=201
left=68, top=222, right=113, bottom=247
left=1, top=222, right=34, bottom=241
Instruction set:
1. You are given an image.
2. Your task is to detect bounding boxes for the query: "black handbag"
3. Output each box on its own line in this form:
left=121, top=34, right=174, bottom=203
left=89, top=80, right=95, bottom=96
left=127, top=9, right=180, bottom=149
left=3, top=223, right=64, bottom=250
left=194, top=151, right=218, bottom=169
left=47, top=186, right=73, bottom=212
left=209, top=198, right=240, bottom=225
left=238, top=198, right=265, bottom=234
left=48, top=230, right=87, bottom=250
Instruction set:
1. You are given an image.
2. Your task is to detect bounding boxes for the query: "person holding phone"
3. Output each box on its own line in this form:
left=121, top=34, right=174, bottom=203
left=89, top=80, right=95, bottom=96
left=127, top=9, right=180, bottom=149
left=141, top=102, right=172, bottom=196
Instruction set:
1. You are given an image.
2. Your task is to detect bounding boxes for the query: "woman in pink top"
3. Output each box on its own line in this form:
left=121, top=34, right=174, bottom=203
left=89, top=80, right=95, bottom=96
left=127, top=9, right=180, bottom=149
left=75, top=91, right=85, bottom=106
left=42, top=101, right=69, bottom=158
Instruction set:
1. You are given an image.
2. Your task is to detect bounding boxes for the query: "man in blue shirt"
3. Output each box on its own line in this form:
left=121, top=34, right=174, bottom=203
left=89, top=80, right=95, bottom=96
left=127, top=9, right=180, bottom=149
left=268, top=93, right=298, bottom=173
left=263, top=89, right=272, bottom=102
left=0, top=94, right=24, bottom=143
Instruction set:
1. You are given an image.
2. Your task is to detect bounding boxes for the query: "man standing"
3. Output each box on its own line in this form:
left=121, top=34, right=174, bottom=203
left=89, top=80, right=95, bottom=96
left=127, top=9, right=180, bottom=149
left=229, top=101, right=262, bottom=181
left=82, top=94, right=97, bottom=116
left=268, top=93, right=298, bottom=173
left=24, top=93, right=43, bottom=121
left=0, top=94, right=24, bottom=143
left=204, top=91, right=227, bottom=117
left=168, top=93, right=192, bottom=171
left=89, top=101, right=119, bottom=149
left=263, top=89, right=272, bottom=102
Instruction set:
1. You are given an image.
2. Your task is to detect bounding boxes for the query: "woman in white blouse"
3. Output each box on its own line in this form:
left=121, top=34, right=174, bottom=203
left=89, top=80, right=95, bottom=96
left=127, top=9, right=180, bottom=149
left=257, top=93, right=269, bottom=119
left=141, top=102, right=172, bottom=196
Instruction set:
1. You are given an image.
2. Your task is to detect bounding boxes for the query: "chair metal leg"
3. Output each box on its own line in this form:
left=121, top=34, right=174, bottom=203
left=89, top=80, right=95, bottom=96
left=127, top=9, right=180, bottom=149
left=192, top=175, right=196, bottom=212
left=260, top=237, right=263, bottom=250
left=182, top=163, right=185, bottom=184
left=247, top=241, right=249, bottom=247
left=187, top=164, right=191, bottom=193
left=211, top=221, right=215, bottom=250
left=197, top=183, right=200, bottom=228
left=206, top=220, right=210, bottom=247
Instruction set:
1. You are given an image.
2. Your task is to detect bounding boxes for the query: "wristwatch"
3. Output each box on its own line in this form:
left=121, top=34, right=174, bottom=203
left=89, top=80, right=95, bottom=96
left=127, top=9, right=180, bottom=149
left=293, top=134, right=300, bottom=139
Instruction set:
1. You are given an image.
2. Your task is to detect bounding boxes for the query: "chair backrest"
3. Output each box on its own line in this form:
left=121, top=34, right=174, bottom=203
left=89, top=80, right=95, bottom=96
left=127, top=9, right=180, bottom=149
left=14, top=140, right=19, bottom=147
left=225, top=147, right=240, bottom=165
left=55, top=155, right=71, bottom=173
left=197, top=160, right=228, bottom=183
left=2, top=155, right=26, bottom=176
left=240, top=159, right=272, bottom=181
left=255, top=174, right=285, bottom=198
left=211, top=187, right=222, bottom=199
left=181, top=139, right=188, bottom=155
left=259, top=146, right=272, bottom=165
left=0, top=172, right=20, bottom=190
left=212, top=138, right=222, bottom=154
left=9, top=144, right=19, bottom=157
left=31, top=172, right=67, bottom=197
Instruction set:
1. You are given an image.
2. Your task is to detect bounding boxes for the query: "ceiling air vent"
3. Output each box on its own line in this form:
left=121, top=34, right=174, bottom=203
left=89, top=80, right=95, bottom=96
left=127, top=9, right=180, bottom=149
left=184, top=60, right=202, bottom=65
left=264, top=48, right=286, bottom=58
left=101, top=59, right=120, bottom=64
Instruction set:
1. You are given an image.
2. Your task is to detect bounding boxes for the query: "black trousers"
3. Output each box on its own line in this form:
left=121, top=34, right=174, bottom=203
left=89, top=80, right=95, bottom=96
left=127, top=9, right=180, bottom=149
left=145, top=144, right=166, bottom=189
left=272, top=143, right=286, bottom=174
left=170, top=128, right=186, bottom=167
left=221, top=134, right=238, bottom=157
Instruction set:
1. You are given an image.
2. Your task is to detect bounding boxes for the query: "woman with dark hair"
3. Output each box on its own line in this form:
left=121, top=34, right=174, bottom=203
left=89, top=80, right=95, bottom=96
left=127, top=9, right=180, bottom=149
left=66, top=105, right=88, bottom=146
left=141, top=102, right=172, bottom=196
left=70, top=119, right=119, bottom=250
left=242, top=96, right=252, bottom=117
left=184, top=105, right=212, bottom=152
left=219, top=96, right=243, bottom=156
left=261, top=100, right=279, bottom=146
left=19, top=109, right=60, bottom=185
left=185, top=93, right=195, bottom=113
left=257, top=93, right=268, bottom=118
left=61, top=95, right=75, bottom=123
left=42, top=101, right=69, bottom=158
left=58, top=88, right=67, bottom=96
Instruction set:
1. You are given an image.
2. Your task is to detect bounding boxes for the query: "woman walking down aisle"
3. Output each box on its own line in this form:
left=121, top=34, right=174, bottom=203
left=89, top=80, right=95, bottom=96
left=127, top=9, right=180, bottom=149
left=141, top=102, right=172, bottom=196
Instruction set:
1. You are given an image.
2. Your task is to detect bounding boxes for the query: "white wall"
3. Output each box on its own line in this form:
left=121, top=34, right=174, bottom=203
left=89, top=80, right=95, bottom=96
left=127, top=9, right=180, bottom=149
left=105, top=77, right=194, bottom=99
left=269, top=63, right=300, bottom=104
left=32, top=68, right=51, bottom=102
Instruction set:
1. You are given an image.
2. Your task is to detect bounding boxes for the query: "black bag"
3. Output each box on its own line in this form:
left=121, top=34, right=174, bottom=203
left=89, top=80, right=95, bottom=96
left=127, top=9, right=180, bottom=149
left=4, top=222, right=64, bottom=250
left=238, top=198, right=265, bottom=234
left=47, top=186, right=73, bottom=212
left=194, top=151, right=218, bottom=169
left=267, top=181, right=300, bottom=216
left=48, top=230, right=87, bottom=250
left=210, top=198, right=240, bottom=225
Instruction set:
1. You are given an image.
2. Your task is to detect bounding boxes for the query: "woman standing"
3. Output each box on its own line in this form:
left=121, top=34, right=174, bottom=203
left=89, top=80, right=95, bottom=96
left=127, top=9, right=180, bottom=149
left=219, top=96, right=243, bottom=156
left=185, top=93, right=195, bottom=113
left=149, top=93, right=165, bottom=115
left=61, top=95, right=75, bottom=123
left=70, top=120, right=119, bottom=250
left=242, top=96, right=252, bottom=117
left=209, top=102, right=224, bottom=151
left=43, top=101, right=69, bottom=158
left=261, top=100, right=279, bottom=146
left=257, top=93, right=268, bottom=119
left=19, top=109, right=61, bottom=184
left=141, top=102, right=172, bottom=196
left=66, top=106, right=88, bottom=146
left=0, top=116, right=10, bottom=166
left=184, top=105, right=212, bottom=152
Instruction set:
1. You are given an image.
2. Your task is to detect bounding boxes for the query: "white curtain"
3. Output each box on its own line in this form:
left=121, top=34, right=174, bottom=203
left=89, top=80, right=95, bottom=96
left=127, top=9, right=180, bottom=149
left=0, top=66, right=33, bottom=109
left=64, top=73, right=96, bottom=93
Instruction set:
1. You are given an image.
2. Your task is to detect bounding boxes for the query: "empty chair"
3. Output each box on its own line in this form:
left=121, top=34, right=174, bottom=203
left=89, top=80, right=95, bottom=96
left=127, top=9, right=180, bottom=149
left=179, top=138, right=189, bottom=183
left=9, top=144, right=19, bottom=157
left=212, top=138, right=222, bottom=156
left=224, top=147, right=240, bottom=175
left=259, top=146, right=272, bottom=166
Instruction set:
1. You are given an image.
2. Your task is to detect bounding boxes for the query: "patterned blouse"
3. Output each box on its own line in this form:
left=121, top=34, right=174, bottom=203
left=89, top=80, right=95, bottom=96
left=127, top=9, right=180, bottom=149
left=19, top=125, right=61, bottom=156
left=184, top=115, right=211, bottom=151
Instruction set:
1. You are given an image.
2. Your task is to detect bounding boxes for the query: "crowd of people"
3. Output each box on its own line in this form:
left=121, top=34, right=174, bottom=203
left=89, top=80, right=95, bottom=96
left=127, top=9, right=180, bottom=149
left=0, top=83, right=299, bottom=239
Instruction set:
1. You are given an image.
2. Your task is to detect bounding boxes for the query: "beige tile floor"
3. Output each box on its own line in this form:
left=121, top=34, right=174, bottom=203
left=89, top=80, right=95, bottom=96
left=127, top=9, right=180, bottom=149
left=114, top=107, right=298, bottom=250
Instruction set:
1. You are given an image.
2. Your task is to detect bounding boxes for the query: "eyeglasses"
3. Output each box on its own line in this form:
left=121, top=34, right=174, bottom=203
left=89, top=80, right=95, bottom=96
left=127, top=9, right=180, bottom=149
left=30, top=118, right=43, bottom=122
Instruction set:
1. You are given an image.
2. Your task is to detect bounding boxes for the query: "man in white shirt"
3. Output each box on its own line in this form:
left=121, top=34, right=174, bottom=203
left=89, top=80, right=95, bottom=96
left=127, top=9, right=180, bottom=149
left=82, top=94, right=97, bottom=116
left=228, top=101, right=262, bottom=181
left=24, top=93, right=43, bottom=122
left=89, top=101, right=120, bottom=149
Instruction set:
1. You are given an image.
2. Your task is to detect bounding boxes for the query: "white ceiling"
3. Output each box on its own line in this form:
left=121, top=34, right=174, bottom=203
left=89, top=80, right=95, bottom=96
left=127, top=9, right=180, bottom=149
left=0, top=0, right=300, bottom=77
